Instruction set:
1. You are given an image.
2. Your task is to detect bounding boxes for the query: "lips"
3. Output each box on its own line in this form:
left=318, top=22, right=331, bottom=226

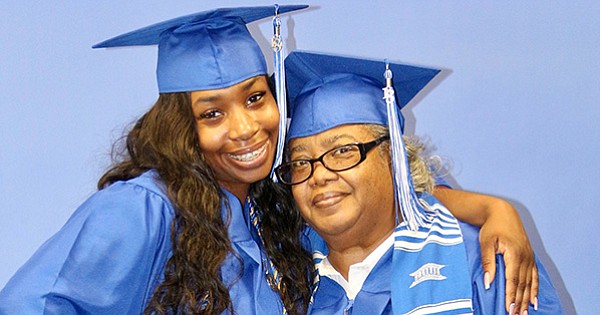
left=227, top=142, right=268, bottom=162
left=312, top=191, right=348, bottom=208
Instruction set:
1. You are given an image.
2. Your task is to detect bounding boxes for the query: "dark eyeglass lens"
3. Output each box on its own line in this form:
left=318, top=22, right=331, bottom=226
left=323, top=145, right=361, bottom=170
left=289, top=160, right=311, bottom=183
left=280, top=144, right=363, bottom=184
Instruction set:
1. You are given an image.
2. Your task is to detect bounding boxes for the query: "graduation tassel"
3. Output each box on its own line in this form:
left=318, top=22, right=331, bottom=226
left=265, top=5, right=289, bottom=314
left=246, top=197, right=288, bottom=314
left=383, top=63, right=427, bottom=231
left=385, top=63, right=473, bottom=314
left=270, top=4, right=287, bottom=182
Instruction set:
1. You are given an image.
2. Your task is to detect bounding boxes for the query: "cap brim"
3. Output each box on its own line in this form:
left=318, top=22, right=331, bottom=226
left=93, top=5, right=308, bottom=48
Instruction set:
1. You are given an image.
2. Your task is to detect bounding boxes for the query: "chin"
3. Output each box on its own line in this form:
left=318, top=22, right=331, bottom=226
left=311, top=217, right=353, bottom=237
left=242, top=167, right=273, bottom=184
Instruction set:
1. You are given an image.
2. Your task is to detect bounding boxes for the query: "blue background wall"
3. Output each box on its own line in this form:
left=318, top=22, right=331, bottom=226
left=1, top=1, right=597, bottom=314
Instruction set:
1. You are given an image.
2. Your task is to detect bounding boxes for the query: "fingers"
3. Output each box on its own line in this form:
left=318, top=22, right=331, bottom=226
left=504, top=255, right=519, bottom=314
left=479, top=236, right=497, bottom=289
left=520, top=280, right=531, bottom=315
left=530, top=264, right=539, bottom=311
left=504, top=253, right=538, bottom=315
left=467, top=196, right=538, bottom=314
left=514, top=258, right=531, bottom=315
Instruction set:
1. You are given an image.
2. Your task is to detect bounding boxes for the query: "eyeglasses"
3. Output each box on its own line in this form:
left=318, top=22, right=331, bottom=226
left=275, top=136, right=389, bottom=185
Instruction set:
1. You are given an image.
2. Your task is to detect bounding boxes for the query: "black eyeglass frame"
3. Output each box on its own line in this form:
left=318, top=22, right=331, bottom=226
left=275, top=136, right=390, bottom=185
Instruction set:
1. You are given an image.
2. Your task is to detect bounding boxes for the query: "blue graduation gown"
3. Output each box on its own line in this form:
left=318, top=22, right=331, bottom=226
left=308, top=222, right=564, bottom=315
left=0, top=170, right=284, bottom=314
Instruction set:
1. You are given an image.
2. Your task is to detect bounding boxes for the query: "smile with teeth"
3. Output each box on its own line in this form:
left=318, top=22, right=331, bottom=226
left=227, top=142, right=268, bottom=162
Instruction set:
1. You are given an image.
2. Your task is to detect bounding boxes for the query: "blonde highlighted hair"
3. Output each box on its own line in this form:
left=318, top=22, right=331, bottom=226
left=365, top=124, right=436, bottom=194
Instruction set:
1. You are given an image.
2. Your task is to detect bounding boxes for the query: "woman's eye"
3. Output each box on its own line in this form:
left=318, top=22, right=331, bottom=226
left=291, top=160, right=310, bottom=170
left=246, top=92, right=265, bottom=105
left=331, top=145, right=358, bottom=158
left=198, top=110, right=222, bottom=120
left=335, top=146, right=352, bottom=155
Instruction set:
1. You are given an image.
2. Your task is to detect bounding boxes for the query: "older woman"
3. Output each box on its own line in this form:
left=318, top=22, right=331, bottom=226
left=276, top=50, right=563, bottom=315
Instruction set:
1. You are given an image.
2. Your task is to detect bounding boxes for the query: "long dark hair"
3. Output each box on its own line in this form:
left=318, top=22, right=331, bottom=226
left=99, top=91, right=313, bottom=314
left=250, top=179, right=315, bottom=314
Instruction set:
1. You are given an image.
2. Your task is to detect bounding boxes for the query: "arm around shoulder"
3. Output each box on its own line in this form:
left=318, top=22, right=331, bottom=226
left=461, top=223, right=564, bottom=315
left=434, top=188, right=539, bottom=313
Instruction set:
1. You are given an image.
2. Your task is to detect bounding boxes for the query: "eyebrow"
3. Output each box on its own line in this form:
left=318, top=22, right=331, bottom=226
left=321, top=134, right=356, bottom=147
left=289, top=133, right=358, bottom=155
left=289, top=143, right=307, bottom=155
left=195, top=94, right=219, bottom=104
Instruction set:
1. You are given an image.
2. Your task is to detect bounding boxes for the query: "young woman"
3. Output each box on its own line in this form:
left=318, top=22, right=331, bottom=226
left=0, top=6, right=537, bottom=315
left=0, top=6, right=312, bottom=314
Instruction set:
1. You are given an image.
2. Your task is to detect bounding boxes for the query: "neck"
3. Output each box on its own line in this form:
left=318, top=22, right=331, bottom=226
left=220, top=182, right=250, bottom=203
left=324, top=226, right=394, bottom=280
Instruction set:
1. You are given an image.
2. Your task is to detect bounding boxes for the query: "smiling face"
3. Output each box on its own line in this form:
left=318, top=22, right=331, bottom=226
left=190, top=75, right=279, bottom=200
left=289, top=124, right=396, bottom=248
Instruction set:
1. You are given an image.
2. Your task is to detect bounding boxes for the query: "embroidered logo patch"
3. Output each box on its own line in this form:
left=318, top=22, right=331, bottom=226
left=409, top=263, right=447, bottom=288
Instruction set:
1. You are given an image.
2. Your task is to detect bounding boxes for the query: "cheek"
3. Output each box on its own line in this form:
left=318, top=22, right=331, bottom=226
left=357, top=159, right=392, bottom=200
left=196, top=124, right=226, bottom=154
left=291, top=186, right=310, bottom=215
left=368, top=164, right=394, bottom=207
left=259, top=102, right=280, bottom=132
left=291, top=186, right=302, bottom=205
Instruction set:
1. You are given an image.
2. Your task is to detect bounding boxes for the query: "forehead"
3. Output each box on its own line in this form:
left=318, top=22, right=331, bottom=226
left=288, top=124, right=373, bottom=154
left=189, top=75, right=267, bottom=103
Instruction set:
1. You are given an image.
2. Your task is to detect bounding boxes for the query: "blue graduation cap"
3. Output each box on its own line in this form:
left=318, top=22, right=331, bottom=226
left=93, top=5, right=308, bottom=93
left=285, top=50, right=440, bottom=231
left=285, top=50, right=440, bottom=139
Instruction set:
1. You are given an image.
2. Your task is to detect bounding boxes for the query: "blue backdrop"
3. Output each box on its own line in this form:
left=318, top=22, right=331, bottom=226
left=1, top=1, right=597, bottom=314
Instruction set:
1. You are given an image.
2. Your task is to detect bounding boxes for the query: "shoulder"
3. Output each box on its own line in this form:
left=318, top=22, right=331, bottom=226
left=65, top=170, right=176, bottom=248
left=455, top=221, right=482, bottom=269
left=67, top=170, right=176, bottom=245
left=93, top=170, right=171, bottom=208
left=0, top=171, right=175, bottom=313
left=86, top=170, right=174, bottom=222
left=457, top=221, right=481, bottom=249
left=302, top=225, right=328, bottom=262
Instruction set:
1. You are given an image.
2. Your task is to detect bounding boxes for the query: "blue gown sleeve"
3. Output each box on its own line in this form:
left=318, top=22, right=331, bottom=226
left=0, top=176, right=174, bottom=314
left=433, top=172, right=451, bottom=188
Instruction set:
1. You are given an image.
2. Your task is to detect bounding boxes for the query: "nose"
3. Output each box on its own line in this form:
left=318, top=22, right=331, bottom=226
left=228, top=107, right=259, bottom=141
left=308, top=160, right=338, bottom=186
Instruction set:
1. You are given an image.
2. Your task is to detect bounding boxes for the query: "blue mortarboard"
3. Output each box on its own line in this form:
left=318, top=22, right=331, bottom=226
left=285, top=50, right=441, bottom=231
left=285, top=50, right=440, bottom=140
left=93, top=5, right=307, bottom=93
